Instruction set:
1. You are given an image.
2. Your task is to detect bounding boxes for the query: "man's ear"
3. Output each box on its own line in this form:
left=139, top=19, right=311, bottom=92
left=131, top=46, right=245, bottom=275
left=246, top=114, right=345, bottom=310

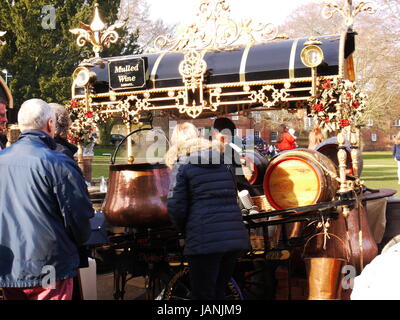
left=46, top=118, right=55, bottom=138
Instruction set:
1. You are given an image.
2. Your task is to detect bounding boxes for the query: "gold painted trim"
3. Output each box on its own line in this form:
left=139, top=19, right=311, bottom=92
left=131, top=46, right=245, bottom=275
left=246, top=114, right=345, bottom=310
left=338, top=31, right=347, bottom=79
left=300, top=45, right=324, bottom=68
left=150, top=52, right=167, bottom=89
left=240, top=44, right=252, bottom=83
left=218, top=91, right=252, bottom=96
left=285, top=96, right=310, bottom=101
left=205, top=76, right=330, bottom=88
left=346, top=55, right=355, bottom=81
left=73, top=76, right=335, bottom=100
left=289, top=39, right=299, bottom=79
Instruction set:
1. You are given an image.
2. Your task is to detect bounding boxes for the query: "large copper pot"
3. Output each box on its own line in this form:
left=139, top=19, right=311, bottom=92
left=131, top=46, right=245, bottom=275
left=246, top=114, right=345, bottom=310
left=102, top=163, right=171, bottom=227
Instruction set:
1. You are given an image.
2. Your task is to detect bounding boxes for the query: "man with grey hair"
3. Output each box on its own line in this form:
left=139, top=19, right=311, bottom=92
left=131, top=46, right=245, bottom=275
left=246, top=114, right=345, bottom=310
left=49, top=103, right=78, bottom=159
left=0, top=98, right=94, bottom=300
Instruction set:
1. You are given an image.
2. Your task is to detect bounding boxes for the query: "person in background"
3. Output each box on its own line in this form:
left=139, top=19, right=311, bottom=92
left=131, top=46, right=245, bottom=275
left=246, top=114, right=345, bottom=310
left=212, top=117, right=256, bottom=195
left=0, top=100, right=8, bottom=149
left=166, top=122, right=249, bottom=300
left=49, top=102, right=90, bottom=299
left=48, top=103, right=78, bottom=159
left=0, top=99, right=93, bottom=300
left=308, top=123, right=324, bottom=149
left=277, top=125, right=297, bottom=152
left=393, top=131, right=400, bottom=184
left=268, top=144, right=277, bottom=158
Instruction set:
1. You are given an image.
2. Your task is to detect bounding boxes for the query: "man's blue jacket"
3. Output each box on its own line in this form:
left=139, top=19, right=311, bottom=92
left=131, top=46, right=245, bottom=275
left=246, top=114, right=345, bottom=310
left=0, top=130, right=94, bottom=287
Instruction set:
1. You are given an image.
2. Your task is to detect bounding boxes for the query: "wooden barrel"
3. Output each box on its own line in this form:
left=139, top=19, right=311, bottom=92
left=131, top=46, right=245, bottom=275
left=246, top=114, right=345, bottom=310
left=241, top=150, right=269, bottom=185
left=315, top=137, right=363, bottom=176
left=263, top=149, right=339, bottom=210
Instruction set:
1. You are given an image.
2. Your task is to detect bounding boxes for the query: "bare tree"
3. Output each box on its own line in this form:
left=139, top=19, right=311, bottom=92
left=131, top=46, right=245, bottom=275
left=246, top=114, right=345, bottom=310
left=280, top=0, right=400, bottom=130
left=119, top=0, right=175, bottom=51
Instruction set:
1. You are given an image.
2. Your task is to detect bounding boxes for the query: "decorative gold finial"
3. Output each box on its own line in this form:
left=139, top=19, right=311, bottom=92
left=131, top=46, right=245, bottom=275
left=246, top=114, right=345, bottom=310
left=322, top=0, right=377, bottom=31
left=70, top=3, right=124, bottom=57
left=0, top=31, right=6, bottom=46
left=150, top=0, right=279, bottom=53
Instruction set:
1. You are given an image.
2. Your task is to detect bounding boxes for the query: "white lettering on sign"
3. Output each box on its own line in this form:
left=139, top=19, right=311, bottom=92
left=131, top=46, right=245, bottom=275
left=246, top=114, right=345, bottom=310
left=118, top=75, right=137, bottom=83
left=114, top=64, right=139, bottom=73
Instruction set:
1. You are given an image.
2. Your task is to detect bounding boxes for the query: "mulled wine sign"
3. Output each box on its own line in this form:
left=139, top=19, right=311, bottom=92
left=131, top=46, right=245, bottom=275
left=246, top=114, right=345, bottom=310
left=108, top=57, right=147, bottom=90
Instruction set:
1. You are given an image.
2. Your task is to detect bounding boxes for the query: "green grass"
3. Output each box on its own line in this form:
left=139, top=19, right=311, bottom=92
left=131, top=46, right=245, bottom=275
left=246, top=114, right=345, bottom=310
left=91, top=144, right=149, bottom=178
left=92, top=145, right=126, bottom=179
left=361, top=151, right=399, bottom=196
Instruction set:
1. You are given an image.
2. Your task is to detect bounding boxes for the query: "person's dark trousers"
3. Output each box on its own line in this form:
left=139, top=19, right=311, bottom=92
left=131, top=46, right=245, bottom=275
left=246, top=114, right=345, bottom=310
left=187, top=251, right=242, bottom=300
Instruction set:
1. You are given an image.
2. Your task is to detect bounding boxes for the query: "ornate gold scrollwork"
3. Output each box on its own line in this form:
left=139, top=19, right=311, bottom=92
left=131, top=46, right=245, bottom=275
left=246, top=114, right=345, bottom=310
left=209, top=88, right=222, bottom=111
left=116, top=95, right=151, bottom=123
left=174, top=91, right=204, bottom=119
left=147, top=0, right=282, bottom=118
left=0, top=31, right=6, bottom=46
left=322, top=0, right=377, bottom=30
left=250, top=85, right=289, bottom=108
left=179, top=50, right=207, bottom=92
left=90, top=95, right=152, bottom=124
left=151, top=0, right=278, bottom=53
left=70, top=3, right=123, bottom=57
left=177, top=49, right=208, bottom=118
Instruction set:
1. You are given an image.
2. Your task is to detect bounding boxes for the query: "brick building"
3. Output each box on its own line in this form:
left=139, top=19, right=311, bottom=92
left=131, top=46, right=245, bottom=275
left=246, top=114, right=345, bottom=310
left=113, top=111, right=398, bottom=152
left=360, top=119, right=400, bottom=151
left=172, top=112, right=309, bottom=148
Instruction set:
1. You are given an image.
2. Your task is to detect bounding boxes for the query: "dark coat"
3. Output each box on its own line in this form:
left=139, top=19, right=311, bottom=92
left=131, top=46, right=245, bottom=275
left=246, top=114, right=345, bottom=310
left=224, top=143, right=258, bottom=195
left=54, top=136, right=78, bottom=160
left=54, top=136, right=89, bottom=268
left=393, top=144, right=400, bottom=161
left=0, top=130, right=94, bottom=287
left=0, top=133, right=7, bottom=150
left=167, top=147, right=249, bottom=256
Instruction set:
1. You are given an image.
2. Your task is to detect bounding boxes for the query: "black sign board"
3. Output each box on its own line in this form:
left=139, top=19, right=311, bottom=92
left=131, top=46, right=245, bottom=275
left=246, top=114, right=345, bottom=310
left=108, top=57, right=147, bottom=90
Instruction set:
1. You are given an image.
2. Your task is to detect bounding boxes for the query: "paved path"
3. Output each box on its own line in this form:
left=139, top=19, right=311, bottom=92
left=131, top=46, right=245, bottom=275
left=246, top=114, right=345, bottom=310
left=96, top=273, right=147, bottom=300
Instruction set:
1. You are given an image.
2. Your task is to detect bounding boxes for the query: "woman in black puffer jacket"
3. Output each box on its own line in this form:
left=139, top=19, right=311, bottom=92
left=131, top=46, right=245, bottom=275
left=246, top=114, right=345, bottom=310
left=166, top=122, right=249, bottom=300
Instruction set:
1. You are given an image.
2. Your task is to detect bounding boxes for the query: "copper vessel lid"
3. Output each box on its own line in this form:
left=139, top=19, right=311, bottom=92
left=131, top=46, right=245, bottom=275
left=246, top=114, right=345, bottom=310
left=109, top=163, right=168, bottom=171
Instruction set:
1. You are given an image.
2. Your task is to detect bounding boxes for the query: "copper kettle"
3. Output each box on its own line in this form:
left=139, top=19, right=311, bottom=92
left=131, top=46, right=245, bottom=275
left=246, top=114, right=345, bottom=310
left=102, top=163, right=171, bottom=227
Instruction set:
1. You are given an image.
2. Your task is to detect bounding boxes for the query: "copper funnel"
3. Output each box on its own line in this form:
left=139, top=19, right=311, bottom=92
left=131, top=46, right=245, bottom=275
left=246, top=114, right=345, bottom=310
left=303, top=233, right=350, bottom=300
left=305, top=257, right=346, bottom=300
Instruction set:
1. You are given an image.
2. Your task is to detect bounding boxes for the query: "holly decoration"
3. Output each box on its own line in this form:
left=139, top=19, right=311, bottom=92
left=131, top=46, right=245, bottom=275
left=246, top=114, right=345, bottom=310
left=308, top=77, right=368, bottom=132
left=66, top=100, right=101, bottom=146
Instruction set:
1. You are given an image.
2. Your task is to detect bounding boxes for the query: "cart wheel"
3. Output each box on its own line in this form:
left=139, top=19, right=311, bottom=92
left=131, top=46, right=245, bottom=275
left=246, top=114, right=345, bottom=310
left=145, top=268, right=174, bottom=300
left=163, top=267, right=191, bottom=300
left=163, top=267, right=243, bottom=300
